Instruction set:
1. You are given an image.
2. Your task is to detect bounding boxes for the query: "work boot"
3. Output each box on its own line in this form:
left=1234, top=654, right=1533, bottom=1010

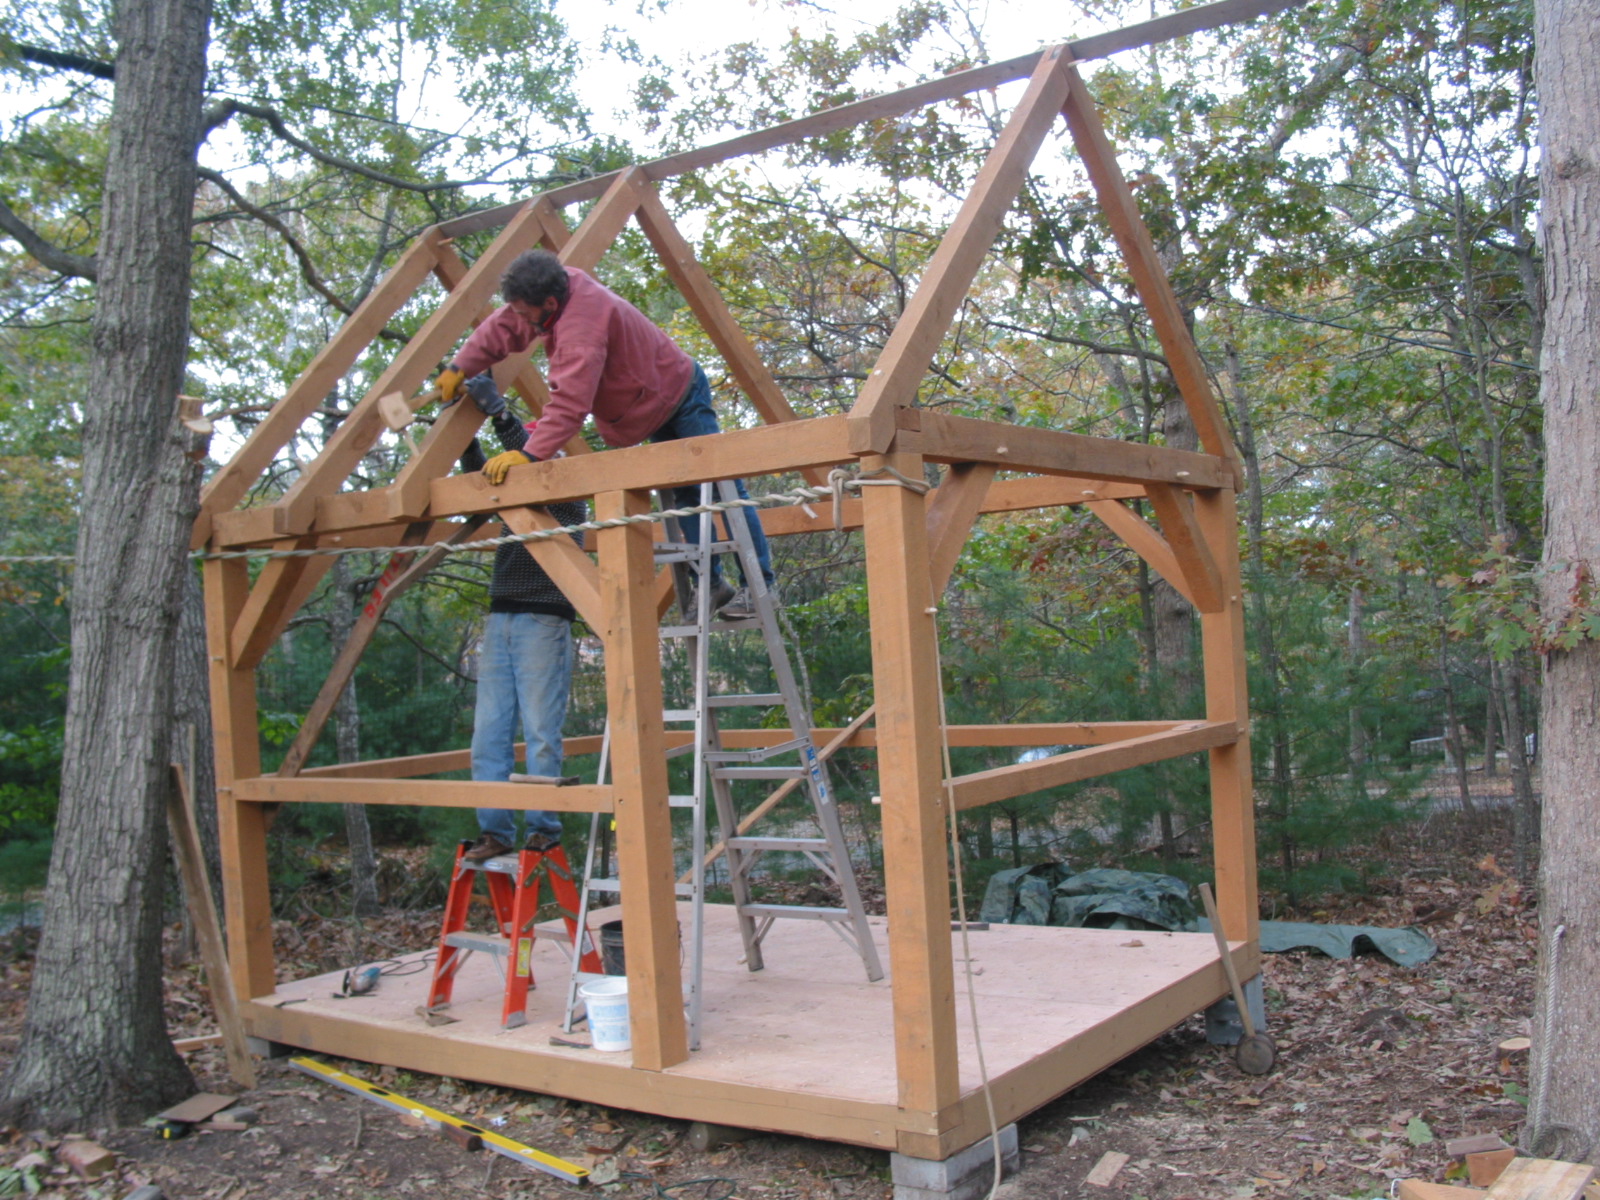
left=462, top=833, right=514, bottom=863
left=687, top=577, right=735, bottom=618
left=720, top=584, right=776, bottom=620
left=524, top=832, right=561, bottom=853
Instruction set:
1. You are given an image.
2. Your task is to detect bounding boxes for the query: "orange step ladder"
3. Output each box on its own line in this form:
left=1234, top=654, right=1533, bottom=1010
left=425, top=841, right=602, bottom=1029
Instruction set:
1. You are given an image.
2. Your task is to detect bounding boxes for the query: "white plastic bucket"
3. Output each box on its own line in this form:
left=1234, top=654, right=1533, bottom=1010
left=579, top=976, right=631, bottom=1052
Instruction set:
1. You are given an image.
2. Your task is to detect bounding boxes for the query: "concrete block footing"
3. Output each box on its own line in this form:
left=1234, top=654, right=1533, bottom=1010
left=1204, top=973, right=1266, bottom=1045
left=246, top=1035, right=296, bottom=1059
left=891, top=1124, right=1019, bottom=1200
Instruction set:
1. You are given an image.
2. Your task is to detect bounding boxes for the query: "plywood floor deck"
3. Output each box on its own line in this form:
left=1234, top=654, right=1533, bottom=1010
left=244, top=904, right=1242, bottom=1157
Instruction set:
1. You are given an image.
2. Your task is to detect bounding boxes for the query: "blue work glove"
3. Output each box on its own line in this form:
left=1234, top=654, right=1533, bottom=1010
left=465, top=372, right=506, bottom=417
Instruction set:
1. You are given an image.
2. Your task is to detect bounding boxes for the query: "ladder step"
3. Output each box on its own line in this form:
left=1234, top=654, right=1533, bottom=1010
left=653, top=540, right=737, bottom=564
left=706, top=694, right=785, bottom=707
left=462, top=855, right=520, bottom=875
left=444, top=931, right=509, bottom=955
left=668, top=793, right=698, bottom=808
left=727, top=836, right=831, bottom=853
left=706, top=738, right=807, bottom=764
left=711, top=766, right=806, bottom=780
left=585, top=878, right=694, bottom=897
left=738, top=903, right=857, bottom=922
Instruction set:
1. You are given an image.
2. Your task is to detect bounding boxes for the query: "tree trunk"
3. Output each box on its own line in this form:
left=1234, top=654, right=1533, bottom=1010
left=0, top=0, right=211, bottom=1128
left=1482, top=669, right=1499, bottom=777
left=330, top=557, right=382, bottom=919
left=1526, top=0, right=1600, bottom=1161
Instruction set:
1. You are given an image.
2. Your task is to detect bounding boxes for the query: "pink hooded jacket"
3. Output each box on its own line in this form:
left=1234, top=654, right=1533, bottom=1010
left=454, top=267, right=694, bottom=462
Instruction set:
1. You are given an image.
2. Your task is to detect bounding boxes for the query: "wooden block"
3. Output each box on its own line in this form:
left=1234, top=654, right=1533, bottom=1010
left=56, top=1139, right=116, bottom=1180
left=1085, top=1151, right=1130, bottom=1188
left=156, top=1092, right=239, bottom=1124
left=1396, top=1181, right=1487, bottom=1200
left=1470, top=1149, right=1517, bottom=1187
left=1485, top=1158, right=1596, bottom=1200
left=440, top=1122, right=484, bottom=1151
left=1449, top=1134, right=1512, bottom=1158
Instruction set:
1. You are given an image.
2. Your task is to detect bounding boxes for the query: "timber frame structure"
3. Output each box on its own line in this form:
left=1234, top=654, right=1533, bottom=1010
left=199, top=0, right=1287, bottom=1164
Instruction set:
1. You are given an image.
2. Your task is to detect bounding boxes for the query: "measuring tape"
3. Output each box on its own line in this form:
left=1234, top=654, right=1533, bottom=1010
left=290, top=1057, right=590, bottom=1184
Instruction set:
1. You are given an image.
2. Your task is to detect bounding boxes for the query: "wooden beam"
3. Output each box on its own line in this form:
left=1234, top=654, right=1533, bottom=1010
left=848, top=47, right=1074, bottom=454
left=596, top=488, right=688, bottom=1069
left=192, top=230, right=443, bottom=548
left=926, top=462, right=996, bottom=593
left=1196, top=488, right=1257, bottom=946
left=168, top=763, right=256, bottom=1088
left=499, top=506, right=603, bottom=629
left=233, top=776, right=613, bottom=812
left=1058, top=62, right=1238, bottom=472
left=633, top=184, right=828, bottom=489
left=860, top=451, right=960, bottom=1119
left=1085, top=498, right=1195, bottom=607
left=947, top=720, right=1239, bottom=811
left=276, top=519, right=481, bottom=777
left=1143, top=482, right=1225, bottom=612
left=438, top=0, right=1306, bottom=240
left=272, top=200, right=549, bottom=536
left=900, top=411, right=1227, bottom=488
left=203, top=557, right=276, bottom=1001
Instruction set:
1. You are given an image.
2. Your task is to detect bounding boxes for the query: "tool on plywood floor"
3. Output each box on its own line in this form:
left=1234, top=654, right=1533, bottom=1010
left=565, top=479, right=883, bottom=1049
left=424, top=836, right=602, bottom=1029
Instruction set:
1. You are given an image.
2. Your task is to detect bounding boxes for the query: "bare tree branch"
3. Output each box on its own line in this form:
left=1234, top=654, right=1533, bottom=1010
left=0, top=194, right=98, bottom=280
left=11, top=43, right=114, bottom=80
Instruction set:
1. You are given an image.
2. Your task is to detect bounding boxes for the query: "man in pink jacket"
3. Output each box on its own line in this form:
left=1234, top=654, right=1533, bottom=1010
left=438, top=250, right=774, bottom=615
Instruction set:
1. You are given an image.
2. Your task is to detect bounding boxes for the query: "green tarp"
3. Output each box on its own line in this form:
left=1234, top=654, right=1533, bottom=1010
left=979, top=864, right=1437, bottom=968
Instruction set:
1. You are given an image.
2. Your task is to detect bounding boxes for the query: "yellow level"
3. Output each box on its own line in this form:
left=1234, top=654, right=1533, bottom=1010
left=290, top=1057, right=590, bottom=1184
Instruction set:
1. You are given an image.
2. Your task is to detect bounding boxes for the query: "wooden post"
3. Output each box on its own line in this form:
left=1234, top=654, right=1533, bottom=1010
left=203, top=556, right=276, bottom=1001
left=860, top=451, right=960, bottom=1145
left=594, top=488, right=688, bottom=1069
left=1195, top=487, right=1257, bottom=944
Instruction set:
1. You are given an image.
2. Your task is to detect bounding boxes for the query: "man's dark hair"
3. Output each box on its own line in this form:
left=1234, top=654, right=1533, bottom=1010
left=501, top=250, right=570, bottom=306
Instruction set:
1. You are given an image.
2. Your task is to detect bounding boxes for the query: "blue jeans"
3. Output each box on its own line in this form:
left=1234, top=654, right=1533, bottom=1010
left=649, top=364, right=777, bottom=589
left=472, top=611, right=571, bottom=844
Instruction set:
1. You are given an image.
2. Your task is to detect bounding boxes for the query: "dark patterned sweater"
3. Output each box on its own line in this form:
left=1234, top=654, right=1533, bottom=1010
left=461, top=411, right=587, bottom=622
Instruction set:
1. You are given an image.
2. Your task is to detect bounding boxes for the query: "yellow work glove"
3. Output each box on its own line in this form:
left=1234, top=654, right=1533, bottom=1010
left=482, top=449, right=531, bottom=485
left=436, top=365, right=466, bottom=403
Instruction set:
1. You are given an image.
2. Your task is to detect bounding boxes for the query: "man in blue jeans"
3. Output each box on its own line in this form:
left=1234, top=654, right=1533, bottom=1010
left=438, top=249, right=775, bottom=615
left=458, top=374, right=585, bottom=862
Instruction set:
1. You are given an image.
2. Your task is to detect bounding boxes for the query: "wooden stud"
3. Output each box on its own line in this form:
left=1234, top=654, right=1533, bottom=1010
left=947, top=721, right=1238, bottom=811
left=192, top=230, right=444, bottom=548
left=1085, top=498, right=1196, bottom=607
left=595, top=488, right=688, bottom=1069
left=860, top=451, right=960, bottom=1119
left=903, top=411, right=1226, bottom=488
left=233, top=776, right=612, bottom=812
left=1469, top=1148, right=1517, bottom=1187
left=203, top=557, right=275, bottom=1001
left=439, top=0, right=1306, bottom=239
left=167, top=764, right=256, bottom=1087
left=499, top=507, right=603, bottom=629
left=848, top=48, right=1073, bottom=453
left=925, top=463, right=996, bottom=595
left=633, top=184, right=827, bottom=489
left=1058, top=63, right=1238, bottom=474
left=1144, top=482, right=1225, bottom=612
left=272, top=200, right=549, bottom=536
left=1195, top=488, right=1257, bottom=946
left=1396, top=1183, right=1488, bottom=1200
left=1484, top=1159, right=1596, bottom=1200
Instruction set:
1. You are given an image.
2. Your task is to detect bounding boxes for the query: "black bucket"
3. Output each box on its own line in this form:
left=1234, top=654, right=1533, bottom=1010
left=600, top=920, right=625, bottom=976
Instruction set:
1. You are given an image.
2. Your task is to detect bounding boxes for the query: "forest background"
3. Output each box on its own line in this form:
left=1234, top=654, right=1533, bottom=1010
left=0, top=0, right=1545, bottom=926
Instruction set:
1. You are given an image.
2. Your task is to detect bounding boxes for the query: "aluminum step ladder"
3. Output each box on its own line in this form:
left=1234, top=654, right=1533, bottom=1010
left=564, top=479, right=882, bottom=1049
